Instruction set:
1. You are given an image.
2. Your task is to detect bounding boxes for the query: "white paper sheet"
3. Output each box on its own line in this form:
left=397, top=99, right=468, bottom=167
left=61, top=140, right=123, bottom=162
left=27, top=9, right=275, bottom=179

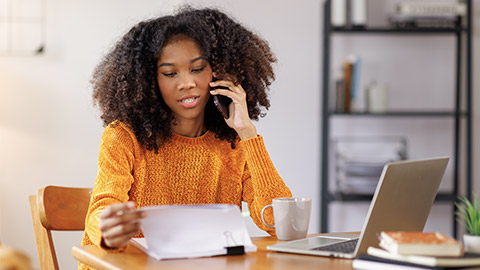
left=131, top=204, right=257, bottom=260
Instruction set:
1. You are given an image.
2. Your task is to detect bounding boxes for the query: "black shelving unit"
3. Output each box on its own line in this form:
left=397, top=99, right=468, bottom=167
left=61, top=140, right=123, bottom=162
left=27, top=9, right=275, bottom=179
left=320, top=0, right=472, bottom=238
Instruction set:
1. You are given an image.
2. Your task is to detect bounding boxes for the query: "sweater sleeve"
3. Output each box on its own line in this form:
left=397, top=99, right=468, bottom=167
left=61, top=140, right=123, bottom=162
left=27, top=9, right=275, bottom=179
left=240, top=135, right=292, bottom=235
left=84, top=123, right=136, bottom=249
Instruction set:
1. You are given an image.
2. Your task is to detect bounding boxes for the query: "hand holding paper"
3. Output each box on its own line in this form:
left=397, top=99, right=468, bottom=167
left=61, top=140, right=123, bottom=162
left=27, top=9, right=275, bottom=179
left=99, top=201, right=146, bottom=249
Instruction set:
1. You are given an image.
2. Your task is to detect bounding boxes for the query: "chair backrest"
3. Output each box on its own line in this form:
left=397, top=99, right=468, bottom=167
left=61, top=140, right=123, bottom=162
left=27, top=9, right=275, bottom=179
left=29, top=186, right=91, bottom=270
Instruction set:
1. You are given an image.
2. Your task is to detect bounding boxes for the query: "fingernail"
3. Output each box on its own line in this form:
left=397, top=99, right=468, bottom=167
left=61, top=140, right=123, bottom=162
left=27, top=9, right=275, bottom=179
left=209, top=82, right=217, bottom=86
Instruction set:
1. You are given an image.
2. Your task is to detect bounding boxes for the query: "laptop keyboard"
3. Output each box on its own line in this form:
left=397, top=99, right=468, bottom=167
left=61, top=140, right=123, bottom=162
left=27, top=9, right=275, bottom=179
left=310, top=239, right=358, bottom=253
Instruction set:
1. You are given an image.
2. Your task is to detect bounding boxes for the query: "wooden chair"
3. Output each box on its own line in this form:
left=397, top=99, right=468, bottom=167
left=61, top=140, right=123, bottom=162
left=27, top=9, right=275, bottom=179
left=29, top=186, right=92, bottom=270
left=0, top=245, right=33, bottom=270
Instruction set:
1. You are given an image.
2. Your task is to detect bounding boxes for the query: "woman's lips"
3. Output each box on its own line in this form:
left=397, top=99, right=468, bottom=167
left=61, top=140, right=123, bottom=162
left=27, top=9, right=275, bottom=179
left=178, top=96, right=200, bottom=109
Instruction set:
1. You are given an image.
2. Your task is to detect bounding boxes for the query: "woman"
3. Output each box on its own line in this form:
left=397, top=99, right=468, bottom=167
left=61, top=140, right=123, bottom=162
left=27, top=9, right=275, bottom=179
left=81, top=6, right=291, bottom=259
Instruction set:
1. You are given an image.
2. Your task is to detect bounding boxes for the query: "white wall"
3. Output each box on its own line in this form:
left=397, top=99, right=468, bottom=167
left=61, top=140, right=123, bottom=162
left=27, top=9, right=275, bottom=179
left=0, top=1, right=477, bottom=270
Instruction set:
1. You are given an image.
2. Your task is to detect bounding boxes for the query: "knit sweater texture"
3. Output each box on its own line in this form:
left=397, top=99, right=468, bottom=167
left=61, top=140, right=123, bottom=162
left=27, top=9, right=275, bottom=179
left=79, top=121, right=291, bottom=268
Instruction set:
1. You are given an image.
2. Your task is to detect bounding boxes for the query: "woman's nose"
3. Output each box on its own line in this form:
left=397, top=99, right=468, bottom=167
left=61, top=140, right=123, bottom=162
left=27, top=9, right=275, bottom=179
left=178, top=73, right=196, bottom=90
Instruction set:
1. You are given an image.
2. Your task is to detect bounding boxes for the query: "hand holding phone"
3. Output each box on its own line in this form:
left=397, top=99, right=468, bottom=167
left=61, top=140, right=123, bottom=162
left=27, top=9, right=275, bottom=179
left=209, top=77, right=258, bottom=140
left=213, top=95, right=232, bottom=118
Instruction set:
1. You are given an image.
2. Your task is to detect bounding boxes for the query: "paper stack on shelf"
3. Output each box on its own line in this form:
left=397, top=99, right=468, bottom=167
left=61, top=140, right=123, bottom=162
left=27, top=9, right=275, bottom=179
left=389, top=1, right=466, bottom=28
left=334, top=137, right=406, bottom=195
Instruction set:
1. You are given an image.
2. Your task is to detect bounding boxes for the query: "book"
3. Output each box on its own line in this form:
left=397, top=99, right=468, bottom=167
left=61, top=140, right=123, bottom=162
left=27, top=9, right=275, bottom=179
left=342, top=60, right=353, bottom=113
left=353, top=253, right=475, bottom=270
left=367, top=246, right=480, bottom=268
left=335, top=72, right=346, bottom=112
left=379, top=231, right=463, bottom=257
left=349, top=55, right=360, bottom=111
left=334, top=55, right=361, bottom=113
left=131, top=204, right=256, bottom=260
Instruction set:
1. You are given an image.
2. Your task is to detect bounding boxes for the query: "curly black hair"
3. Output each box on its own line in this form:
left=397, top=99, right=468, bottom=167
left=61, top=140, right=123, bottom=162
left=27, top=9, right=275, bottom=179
left=92, top=7, right=277, bottom=152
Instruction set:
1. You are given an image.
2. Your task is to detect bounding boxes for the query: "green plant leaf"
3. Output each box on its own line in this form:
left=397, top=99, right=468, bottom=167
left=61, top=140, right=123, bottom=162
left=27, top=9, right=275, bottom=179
left=456, top=195, right=480, bottom=236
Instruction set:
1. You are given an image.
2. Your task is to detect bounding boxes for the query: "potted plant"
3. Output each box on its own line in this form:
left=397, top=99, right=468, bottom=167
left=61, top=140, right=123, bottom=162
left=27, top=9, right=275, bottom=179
left=455, top=194, right=480, bottom=253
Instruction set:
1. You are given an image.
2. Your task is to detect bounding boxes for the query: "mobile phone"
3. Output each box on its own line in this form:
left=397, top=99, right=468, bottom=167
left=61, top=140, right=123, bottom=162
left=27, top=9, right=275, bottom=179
left=211, top=79, right=232, bottom=118
left=213, top=94, right=232, bottom=119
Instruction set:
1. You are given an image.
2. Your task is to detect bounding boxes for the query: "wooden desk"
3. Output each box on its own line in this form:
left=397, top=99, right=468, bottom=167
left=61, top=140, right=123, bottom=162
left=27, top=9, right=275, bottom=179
left=72, top=236, right=354, bottom=270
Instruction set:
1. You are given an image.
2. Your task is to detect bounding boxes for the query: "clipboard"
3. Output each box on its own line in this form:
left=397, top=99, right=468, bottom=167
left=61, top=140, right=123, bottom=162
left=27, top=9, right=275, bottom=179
left=131, top=204, right=256, bottom=260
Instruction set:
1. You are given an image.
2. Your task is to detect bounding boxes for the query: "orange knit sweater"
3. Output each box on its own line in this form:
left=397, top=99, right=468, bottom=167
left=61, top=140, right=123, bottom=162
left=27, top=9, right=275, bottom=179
left=80, top=121, right=291, bottom=266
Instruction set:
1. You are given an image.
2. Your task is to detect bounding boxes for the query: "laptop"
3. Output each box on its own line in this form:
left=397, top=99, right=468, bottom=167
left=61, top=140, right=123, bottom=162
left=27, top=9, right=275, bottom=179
left=267, top=157, right=449, bottom=259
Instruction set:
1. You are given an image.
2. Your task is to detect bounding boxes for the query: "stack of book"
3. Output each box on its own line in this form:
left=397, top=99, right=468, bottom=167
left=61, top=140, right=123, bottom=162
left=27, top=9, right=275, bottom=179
left=353, top=231, right=480, bottom=270
left=389, top=1, right=466, bottom=29
left=335, top=55, right=361, bottom=113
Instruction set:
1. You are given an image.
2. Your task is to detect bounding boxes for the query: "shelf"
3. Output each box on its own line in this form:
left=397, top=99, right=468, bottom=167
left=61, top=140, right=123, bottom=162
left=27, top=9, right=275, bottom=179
left=320, top=0, right=473, bottom=238
left=329, top=111, right=468, bottom=117
left=327, top=192, right=457, bottom=202
left=331, top=27, right=466, bottom=34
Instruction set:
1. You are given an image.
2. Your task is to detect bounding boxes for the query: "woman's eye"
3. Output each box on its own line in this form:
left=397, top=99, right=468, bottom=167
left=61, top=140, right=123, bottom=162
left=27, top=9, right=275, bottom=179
left=192, top=67, right=205, bottom=73
left=162, top=72, right=176, bottom=77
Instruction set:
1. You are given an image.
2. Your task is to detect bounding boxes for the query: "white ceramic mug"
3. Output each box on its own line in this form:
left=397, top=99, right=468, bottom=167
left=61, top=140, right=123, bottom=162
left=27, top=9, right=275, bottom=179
left=261, top=197, right=311, bottom=241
